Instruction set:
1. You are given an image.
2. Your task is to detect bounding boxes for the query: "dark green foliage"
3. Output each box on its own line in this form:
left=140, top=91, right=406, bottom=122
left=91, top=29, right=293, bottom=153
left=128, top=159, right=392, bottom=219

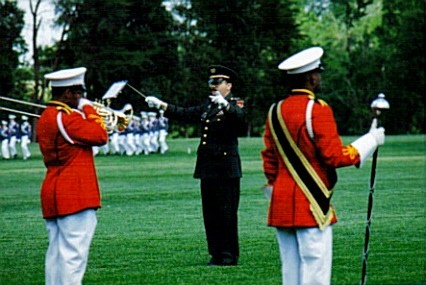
left=0, top=0, right=26, bottom=98
left=375, top=0, right=425, bottom=134
left=54, top=0, right=178, bottom=110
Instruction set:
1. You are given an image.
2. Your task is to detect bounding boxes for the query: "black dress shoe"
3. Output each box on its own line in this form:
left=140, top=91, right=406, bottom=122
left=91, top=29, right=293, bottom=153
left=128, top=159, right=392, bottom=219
left=207, top=257, right=222, bottom=266
left=206, top=257, right=238, bottom=266
left=222, top=257, right=237, bottom=266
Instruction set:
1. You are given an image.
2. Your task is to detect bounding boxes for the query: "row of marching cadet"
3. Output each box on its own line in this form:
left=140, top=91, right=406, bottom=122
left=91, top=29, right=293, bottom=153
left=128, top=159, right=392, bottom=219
left=93, top=109, right=169, bottom=157
left=0, top=110, right=169, bottom=160
left=1, top=114, right=32, bottom=160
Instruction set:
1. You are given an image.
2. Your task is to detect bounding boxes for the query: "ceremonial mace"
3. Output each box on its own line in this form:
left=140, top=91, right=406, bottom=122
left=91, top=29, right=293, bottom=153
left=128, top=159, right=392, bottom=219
left=360, top=93, right=390, bottom=285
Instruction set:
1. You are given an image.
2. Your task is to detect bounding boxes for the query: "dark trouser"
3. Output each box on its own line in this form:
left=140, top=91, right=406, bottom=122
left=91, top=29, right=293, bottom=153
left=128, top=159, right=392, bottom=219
left=200, top=178, right=240, bottom=263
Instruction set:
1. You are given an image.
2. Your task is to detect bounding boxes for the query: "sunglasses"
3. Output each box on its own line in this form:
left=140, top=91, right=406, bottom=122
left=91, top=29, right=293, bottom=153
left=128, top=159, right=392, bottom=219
left=208, top=78, right=226, bottom=86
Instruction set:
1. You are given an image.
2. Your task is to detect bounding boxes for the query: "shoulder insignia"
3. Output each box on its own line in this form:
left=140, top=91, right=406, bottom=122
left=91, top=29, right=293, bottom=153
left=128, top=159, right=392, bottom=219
left=316, top=98, right=328, bottom=107
left=88, top=113, right=106, bottom=130
left=48, top=100, right=73, bottom=115
left=342, top=145, right=358, bottom=160
left=230, top=97, right=244, bottom=108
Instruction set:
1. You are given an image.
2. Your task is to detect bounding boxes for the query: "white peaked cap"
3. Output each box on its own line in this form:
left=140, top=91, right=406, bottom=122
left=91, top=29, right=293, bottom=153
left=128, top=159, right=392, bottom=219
left=8, top=114, right=16, bottom=119
left=44, top=67, right=87, bottom=87
left=2, top=120, right=7, bottom=124
left=278, top=47, right=324, bottom=74
left=22, top=115, right=28, bottom=120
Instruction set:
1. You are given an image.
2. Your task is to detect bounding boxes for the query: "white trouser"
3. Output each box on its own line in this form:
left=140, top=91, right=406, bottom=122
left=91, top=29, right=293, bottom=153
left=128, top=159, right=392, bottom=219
left=150, top=132, right=159, bottom=152
left=1, top=139, right=10, bottom=159
left=21, top=135, right=31, bottom=159
left=93, top=143, right=109, bottom=156
left=158, top=130, right=168, bottom=154
left=125, top=133, right=136, bottom=156
left=118, top=135, right=126, bottom=155
left=45, top=209, right=97, bottom=285
left=100, top=143, right=109, bottom=155
left=110, top=133, right=119, bottom=154
left=132, top=134, right=141, bottom=154
left=92, top=146, right=99, bottom=156
left=276, top=226, right=332, bottom=285
left=141, top=134, right=150, bottom=154
left=9, top=136, right=17, bottom=156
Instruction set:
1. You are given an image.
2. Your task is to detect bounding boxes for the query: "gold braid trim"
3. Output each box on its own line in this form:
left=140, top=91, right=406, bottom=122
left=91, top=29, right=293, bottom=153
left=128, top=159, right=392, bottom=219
left=291, top=89, right=328, bottom=106
left=48, top=100, right=73, bottom=115
left=343, top=145, right=359, bottom=160
left=87, top=114, right=106, bottom=130
left=268, top=101, right=334, bottom=230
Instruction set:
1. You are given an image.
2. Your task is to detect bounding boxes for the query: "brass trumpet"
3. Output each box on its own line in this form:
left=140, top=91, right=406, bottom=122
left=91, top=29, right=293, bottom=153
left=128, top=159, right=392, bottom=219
left=92, top=101, right=133, bottom=133
left=0, top=96, right=133, bottom=134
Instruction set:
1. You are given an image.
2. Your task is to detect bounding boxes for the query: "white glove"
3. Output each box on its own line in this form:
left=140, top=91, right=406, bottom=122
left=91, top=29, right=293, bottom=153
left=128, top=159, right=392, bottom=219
left=369, top=118, right=385, bottom=146
left=209, top=92, right=229, bottom=109
left=351, top=119, right=385, bottom=167
left=145, top=96, right=166, bottom=110
left=78, top=98, right=92, bottom=110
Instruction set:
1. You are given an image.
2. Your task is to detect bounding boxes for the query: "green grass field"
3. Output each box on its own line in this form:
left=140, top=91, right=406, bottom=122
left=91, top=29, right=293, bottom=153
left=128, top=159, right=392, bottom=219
left=0, top=135, right=425, bottom=285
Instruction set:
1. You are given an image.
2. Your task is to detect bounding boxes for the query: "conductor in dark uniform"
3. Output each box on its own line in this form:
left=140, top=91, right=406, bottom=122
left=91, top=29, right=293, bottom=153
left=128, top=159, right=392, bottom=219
left=145, top=65, right=246, bottom=266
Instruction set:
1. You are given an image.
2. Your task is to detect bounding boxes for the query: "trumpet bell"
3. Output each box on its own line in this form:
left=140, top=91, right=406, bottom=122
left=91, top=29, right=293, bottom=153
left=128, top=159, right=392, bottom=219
left=92, top=101, right=133, bottom=134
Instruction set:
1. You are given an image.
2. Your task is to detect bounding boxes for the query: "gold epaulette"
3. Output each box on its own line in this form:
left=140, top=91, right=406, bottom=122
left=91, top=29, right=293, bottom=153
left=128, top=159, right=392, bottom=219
left=48, top=100, right=73, bottom=115
left=56, top=106, right=73, bottom=115
left=316, top=98, right=328, bottom=107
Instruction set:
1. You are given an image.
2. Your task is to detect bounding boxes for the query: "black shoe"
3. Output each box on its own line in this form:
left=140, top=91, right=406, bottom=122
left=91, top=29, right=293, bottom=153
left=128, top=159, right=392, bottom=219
left=206, top=257, right=238, bottom=266
left=206, top=257, right=222, bottom=266
left=222, top=257, right=237, bottom=266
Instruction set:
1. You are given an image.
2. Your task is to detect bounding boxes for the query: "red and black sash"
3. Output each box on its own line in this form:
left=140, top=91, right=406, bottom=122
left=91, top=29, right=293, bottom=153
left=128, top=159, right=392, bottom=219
left=268, top=101, right=334, bottom=230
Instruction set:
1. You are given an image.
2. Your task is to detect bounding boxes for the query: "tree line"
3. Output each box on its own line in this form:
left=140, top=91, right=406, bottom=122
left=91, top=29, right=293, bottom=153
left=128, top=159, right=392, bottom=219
left=1, top=0, right=424, bottom=137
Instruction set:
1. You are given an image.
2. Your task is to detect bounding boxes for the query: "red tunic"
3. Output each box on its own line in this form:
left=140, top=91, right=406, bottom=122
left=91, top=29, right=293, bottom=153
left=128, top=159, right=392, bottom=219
left=37, top=101, right=108, bottom=219
left=261, top=89, right=361, bottom=228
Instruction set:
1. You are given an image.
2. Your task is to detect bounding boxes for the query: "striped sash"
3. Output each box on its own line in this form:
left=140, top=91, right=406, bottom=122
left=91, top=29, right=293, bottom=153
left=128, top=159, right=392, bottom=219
left=268, top=101, right=334, bottom=230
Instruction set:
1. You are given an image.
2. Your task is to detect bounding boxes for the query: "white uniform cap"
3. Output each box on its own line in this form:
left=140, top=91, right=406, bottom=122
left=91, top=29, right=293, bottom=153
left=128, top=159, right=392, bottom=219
left=8, top=114, right=16, bottom=119
left=278, top=47, right=324, bottom=74
left=140, top=111, right=148, bottom=118
left=148, top=112, right=156, bottom=117
left=22, top=115, right=28, bottom=120
left=44, top=67, right=87, bottom=87
left=2, top=120, right=7, bottom=125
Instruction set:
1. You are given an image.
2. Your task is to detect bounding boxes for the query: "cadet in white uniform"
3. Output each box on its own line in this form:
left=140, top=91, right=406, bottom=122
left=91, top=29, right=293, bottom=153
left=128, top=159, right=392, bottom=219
left=109, top=129, right=120, bottom=155
left=140, top=112, right=151, bottom=155
left=157, top=109, right=169, bottom=154
left=125, top=117, right=137, bottom=156
left=148, top=112, right=159, bottom=153
left=20, top=115, right=32, bottom=160
left=1, top=120, right=10, bottom=159
left=8, top=114, right=19, bottom=158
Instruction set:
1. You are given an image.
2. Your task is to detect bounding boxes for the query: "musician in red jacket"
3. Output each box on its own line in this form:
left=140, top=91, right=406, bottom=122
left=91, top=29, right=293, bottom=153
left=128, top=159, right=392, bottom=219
left=37, top=67, right=107, bottom=285
left=261, top=47, right=385, bottom=285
